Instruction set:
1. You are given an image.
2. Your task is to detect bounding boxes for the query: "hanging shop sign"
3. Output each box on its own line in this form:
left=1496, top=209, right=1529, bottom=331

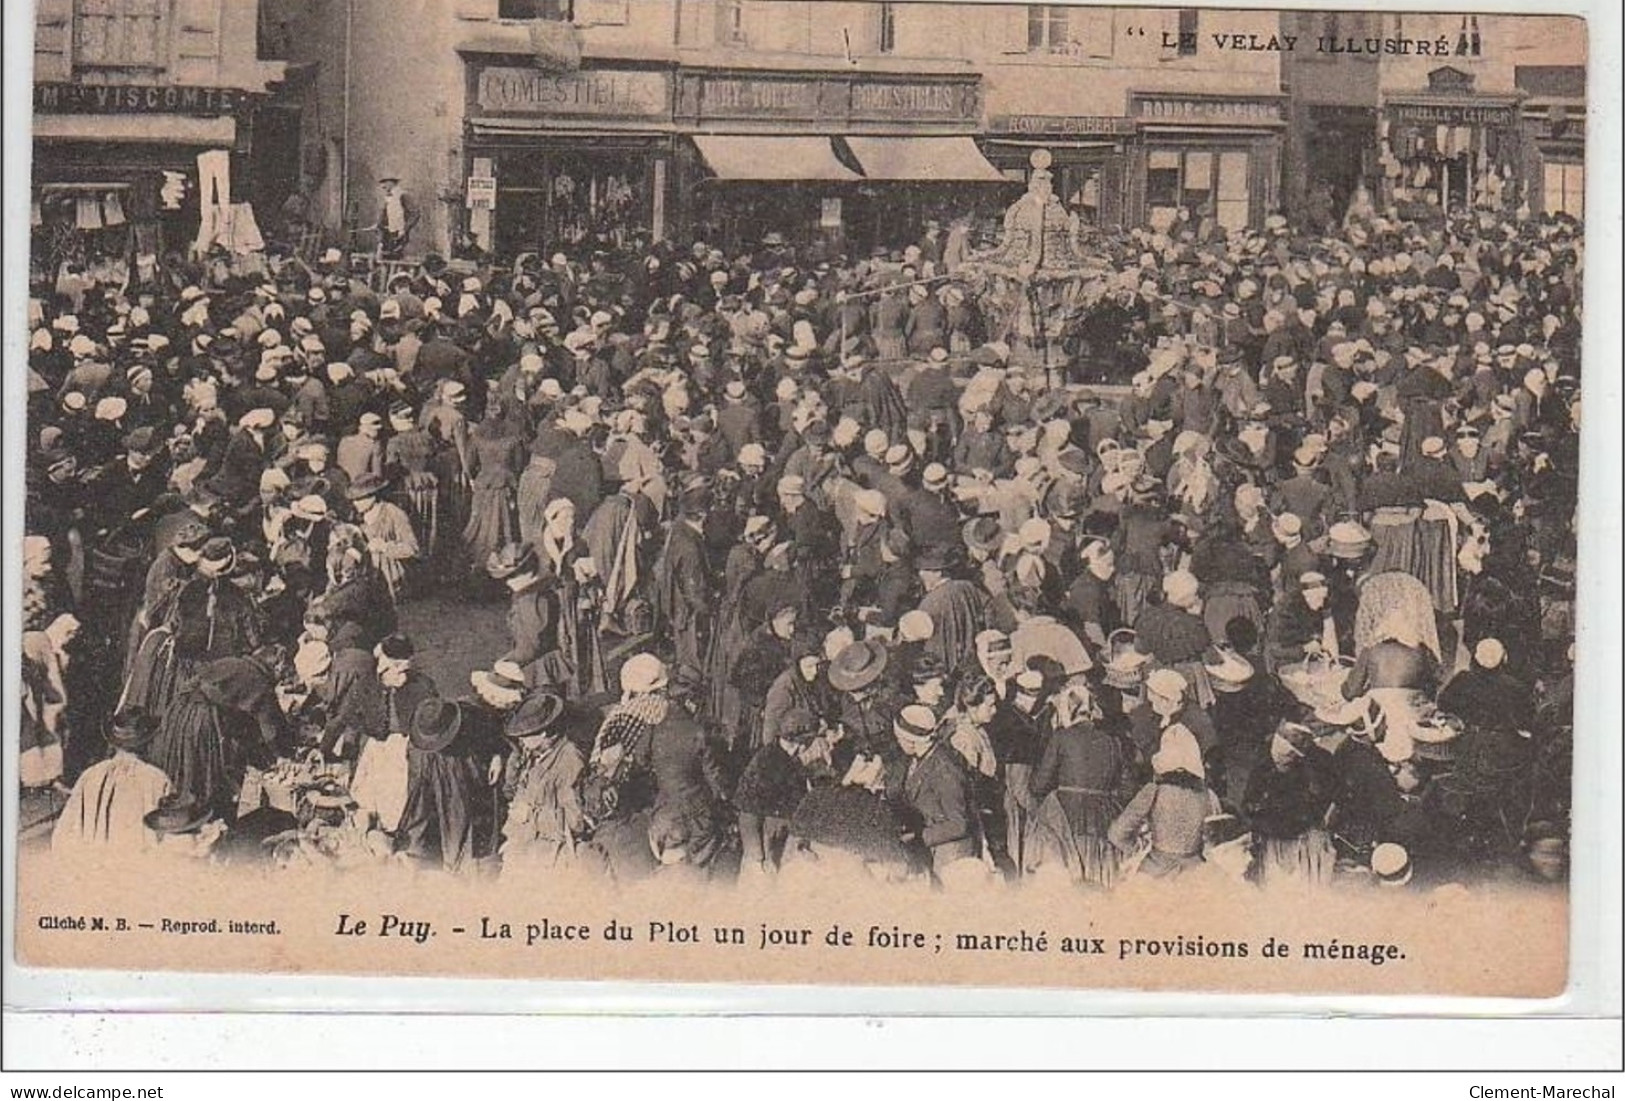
left=820, top=197, right=843, bottom=228
left=34, top=83, right=249, bottom=116
left=475, top=66, right=671, bottom=120
left=988, top=114, right=1136, bottom=137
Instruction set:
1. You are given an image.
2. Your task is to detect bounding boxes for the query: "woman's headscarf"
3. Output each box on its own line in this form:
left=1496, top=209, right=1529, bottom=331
left=1151, top=723, right=1204, bottom=781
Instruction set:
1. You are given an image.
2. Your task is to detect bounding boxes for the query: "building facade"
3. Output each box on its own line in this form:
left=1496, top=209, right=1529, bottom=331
left=1282, top=11, right=1587, bottom=225
left=272, top=1, right=1300, bottom=260
left=272, top=0, right=1002, bottom=259
left=30, top=0, right=286, bottom=275
left=967, top=4, right=1286, bottom=233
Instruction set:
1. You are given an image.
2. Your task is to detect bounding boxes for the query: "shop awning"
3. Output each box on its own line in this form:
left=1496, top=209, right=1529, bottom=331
left=33, top=114, right=236, bottom=146
left=843, top=136, right=1004, bottom=182
left=693, top=135, right=860, bottom=182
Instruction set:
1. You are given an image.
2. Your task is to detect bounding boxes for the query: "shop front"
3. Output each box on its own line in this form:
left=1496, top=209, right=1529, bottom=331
left=674, top=69, right=1002, bottom=256
left=461, top=59, right=678, bottom=257
left=31, top=81, right=258, bottom=282
left=1378, top=66, right=1525, bottom=217
left=1516, top=65, right=1586, bottom=220
left=981, top=114, right=1136, bottom=229
left=1125, top=92, right=1286, bottom=233
left=1302, top=104, right=1379, bottom=220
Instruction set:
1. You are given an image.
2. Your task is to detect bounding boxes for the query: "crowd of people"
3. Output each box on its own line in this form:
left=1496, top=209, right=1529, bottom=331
left=23, top=190, right=1581, bottom=895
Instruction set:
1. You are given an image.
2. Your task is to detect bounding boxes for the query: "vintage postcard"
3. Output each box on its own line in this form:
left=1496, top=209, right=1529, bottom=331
left=11, top=0, right=1589, bottom=1001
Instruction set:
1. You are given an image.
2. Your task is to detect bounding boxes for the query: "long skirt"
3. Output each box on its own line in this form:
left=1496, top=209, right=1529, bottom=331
left=1251, top=829, right=1335, bottom=890
left=403, top=471, right=440, bottom=559
left=1367, top=508, right=1421, bottom=579
left=1024, top=789, right=1123, bottom=890
left=1414, top=516, right=1458, bottom=614
left=705, top=606, right=750, bottom=740
left=147, top=691, right=237, bottom=818
left=19, top=711, right=63, bottom=790
left=351, top=732, right=412, bottom=833
left=463, top=482, right=518, bottom=575
left=430, top=454, right=469, bottom=577
left=118, top=628, right=199, bottom=719
left=1115, top=571, right=1158, bottom=628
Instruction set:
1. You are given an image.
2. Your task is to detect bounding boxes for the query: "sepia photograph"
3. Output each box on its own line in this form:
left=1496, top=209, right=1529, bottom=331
left=9, top=0, right=1594, bottom=1002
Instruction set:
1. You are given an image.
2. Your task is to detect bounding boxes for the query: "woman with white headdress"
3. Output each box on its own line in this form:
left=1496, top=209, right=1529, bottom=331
left=1027, top=676, right=1131, bottom=889
left=21, top=613, right=81, bottom=793
left=1108, top=723, right=1223, bottom=881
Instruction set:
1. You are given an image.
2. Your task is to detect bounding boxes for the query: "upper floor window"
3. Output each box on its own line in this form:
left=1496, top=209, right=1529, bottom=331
left=74, top=0, right=164, bottom=70
left=499, top=0, right=573, bottom=19
left=717, top=0, right=748, bottom=45
left=1176, top=8, right=1198, bottom=56
left=1027, top=4, right=1069, bottom=53
left=877, top=1, right=896, bottom=54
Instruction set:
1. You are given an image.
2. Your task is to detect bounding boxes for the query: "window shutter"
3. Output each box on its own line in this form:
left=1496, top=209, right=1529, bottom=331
left=575, top=0, right=627, bottom=26
left=171, top=0, right=222, bottom=83
left=34, top=0, right=74, bottom=81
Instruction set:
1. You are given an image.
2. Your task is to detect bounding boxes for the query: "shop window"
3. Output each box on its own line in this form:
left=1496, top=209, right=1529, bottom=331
left=1146, top=148, right=1251, bottom=229
left=717, top=0, right=748, bottom=46
left=878, top=2, right=897, bottom=54
left=1216, top=151, right=1250, bottom=229
left=74, top=0, right=164, bottom=70
left=1543, top=161, right=1584, bottom=219
left=1027, top=5, right=1070, bottom=53
left=1146, top=151, right=1182, bottom=208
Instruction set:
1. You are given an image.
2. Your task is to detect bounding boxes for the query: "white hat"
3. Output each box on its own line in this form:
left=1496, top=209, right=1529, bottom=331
left=898, top=609, right=935, bottom=643
left=290, top=494, right=329, bottom=521
left=1474, top=638, right=1506, bottom=669
left=1272, top=512, right=1303, bottom=540
left=68, top=334, right=96, bottom=358
left=94, top=396, right=128, bottom=422
left=737, top=442, right=767, bottom=468
left=922, top=462, right=949, bottom=489
left=379, top=299, right=402, bottom=320
left=853, top=489, right=888, bottom=519
left=894, top=705, right=938, bottom=744
left=619, top=653, right=669, bottom=695
left=1145, top=667, right=1188, bottom=700
left=1161, top=570, right=1200, bottom=609
left=1421, top=436, right=1447, bottom=458
left=1371, top=842, right=1412, bottom=887
left=1017, top=517, right=1051, bottom=552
